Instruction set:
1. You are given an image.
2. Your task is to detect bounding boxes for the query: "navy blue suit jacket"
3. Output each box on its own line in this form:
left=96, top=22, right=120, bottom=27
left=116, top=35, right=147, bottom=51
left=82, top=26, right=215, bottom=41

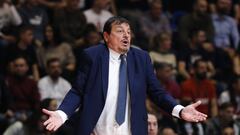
left=58, top=44, right=177, bottom=135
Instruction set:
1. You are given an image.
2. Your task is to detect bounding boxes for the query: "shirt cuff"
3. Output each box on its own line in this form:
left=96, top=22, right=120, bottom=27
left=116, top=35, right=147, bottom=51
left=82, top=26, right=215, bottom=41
left=172, top=105, right=185, bottom=118
left=56, top=110, right=68, bottom=123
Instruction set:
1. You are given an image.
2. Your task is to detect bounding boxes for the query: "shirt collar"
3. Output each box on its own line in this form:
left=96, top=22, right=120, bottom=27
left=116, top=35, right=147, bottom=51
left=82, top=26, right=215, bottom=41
left=109, top=48, right=121, bottom=60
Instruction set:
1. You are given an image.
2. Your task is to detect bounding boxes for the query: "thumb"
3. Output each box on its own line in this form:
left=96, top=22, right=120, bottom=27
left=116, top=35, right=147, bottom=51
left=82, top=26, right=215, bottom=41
left=42, top=108, right=52, bottom=116
left=191, top=100, right=201, bottom=108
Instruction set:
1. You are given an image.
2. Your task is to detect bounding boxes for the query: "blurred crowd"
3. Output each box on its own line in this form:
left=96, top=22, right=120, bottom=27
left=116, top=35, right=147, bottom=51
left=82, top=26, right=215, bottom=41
left=0, top=0, right=240, bottom=134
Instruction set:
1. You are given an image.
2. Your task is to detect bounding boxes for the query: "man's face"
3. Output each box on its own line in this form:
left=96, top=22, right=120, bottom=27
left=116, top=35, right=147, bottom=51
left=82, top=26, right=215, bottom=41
left=45, top=25, right=54, bottom=41
left=151, top=2, right=162, bottom=19
left=217, top=0, right=231, bottom=15
left=233, top=79, right=240, bottom=94
left=221, top=106, right=234, bottom=121
left=48, top=61, right=62, bottom=79
left=157, top=66, right=173, bottom=81
left=95, top=0, right=110, bottom=9
left=148, top=114, right=158, bottom=135
left=20, top=30, right=33, bottom=45
left=104, top=22, right=131, bottom=54
left=67, top=0, right=80, bottom=9
left=195, top=0, right=208, bottom=15
left=14, top=58, right=29, bottom=77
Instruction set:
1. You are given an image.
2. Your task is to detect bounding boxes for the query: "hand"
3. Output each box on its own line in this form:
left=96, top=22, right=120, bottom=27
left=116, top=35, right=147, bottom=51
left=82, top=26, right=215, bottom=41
left=42, top=108, right=64, bottom=132
left=181, top=101, right=207, bottom=122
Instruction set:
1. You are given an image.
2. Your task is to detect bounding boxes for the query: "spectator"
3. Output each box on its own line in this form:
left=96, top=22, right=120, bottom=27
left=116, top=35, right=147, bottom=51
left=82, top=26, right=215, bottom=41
left=4, top=26, right=40, bottom=81
left=36, top=24, right=76, bottom=76
left=212, top=0, right=239, bottom=50
left=181, top=59, right=218, bottom=117
left=53, top=0, right=87, bottom=46
left=5, top=56, right=40, bottom=123
left=148, top=113, right=159, bottom=135
left=206, top=103, right=239, bottom=135
left=0, top=0, right=22, bottom=46
left=221, top=125, right=235, bottom=135
left=18, top=0, right=49, bottom=42
left=38, top=58, right=71, bottom=106
left=177, top=30, right=215, bottom=81
left=83, top=0, right=113, bottom=32
left=149, top=33, right=177, bottom=70
left=140, top=0, right=171, bottom=49
left=154, top=62, right=181, bottom=101
left=178, top=0, right=214, bottom=48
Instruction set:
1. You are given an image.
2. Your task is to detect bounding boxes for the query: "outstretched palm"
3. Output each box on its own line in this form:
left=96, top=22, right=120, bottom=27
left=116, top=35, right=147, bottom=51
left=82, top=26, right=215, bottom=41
left=181, top=101, right=208, bottom=122
left=42, top=109, right=64, bottom=131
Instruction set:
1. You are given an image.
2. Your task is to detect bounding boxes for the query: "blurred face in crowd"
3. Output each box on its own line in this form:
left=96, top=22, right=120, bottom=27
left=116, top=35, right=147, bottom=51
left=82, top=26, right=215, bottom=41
left=148, top=114, right=158, bottom=135
left=220, top=106, right=234, bottom=122
left=196, top=30, right=207, bottom=44
left=222, top=127, right=234, bottom=135
left=47, top=60, right=62, bottom=80
left=156, top=65, right=173, bottom=82
left=45, top=25, right=54, bottom=42
left=159, top=37, right=172, bottom=52
left=162, top=127, right=176, bottom=135
left=94, top=0, right=110, bottom=9
left=66, top=0, right=80, bottom=9
left=195, top=0, right=208, bottom=16
left=150, top=1, right=162, bottom=20
left=104, top=22, right=131, bottom=54
left=217, top=0, right=232, bottom=15
left=20, top=29, right=33, bottom=45
left=14, top=58, right=29, bottom=77
left=87, top=31, right=101, bottom=46
left=48, top=99, right=58, bottom=111
left=195, top=60, right=207, bottom=80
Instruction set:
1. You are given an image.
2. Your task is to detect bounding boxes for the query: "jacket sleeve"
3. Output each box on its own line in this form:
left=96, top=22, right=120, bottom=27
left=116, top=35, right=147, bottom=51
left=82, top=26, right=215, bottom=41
left=58, top=51, right=92, bottom=117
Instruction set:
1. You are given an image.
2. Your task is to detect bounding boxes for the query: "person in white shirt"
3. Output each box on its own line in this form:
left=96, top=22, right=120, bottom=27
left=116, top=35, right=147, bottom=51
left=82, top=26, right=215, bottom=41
left=83, top=0, right=113, bottom=32
left=38, top=58, right=71, bottom=106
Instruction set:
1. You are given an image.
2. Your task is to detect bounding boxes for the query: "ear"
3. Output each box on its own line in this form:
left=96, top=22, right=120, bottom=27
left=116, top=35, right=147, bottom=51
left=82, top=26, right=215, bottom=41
left=103, top=32, right=109, bottom=43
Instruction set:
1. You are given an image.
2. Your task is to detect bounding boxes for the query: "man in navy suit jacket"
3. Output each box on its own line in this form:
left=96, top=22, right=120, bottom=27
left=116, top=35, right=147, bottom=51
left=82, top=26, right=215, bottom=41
left=43, top=16, right=207, bottom=135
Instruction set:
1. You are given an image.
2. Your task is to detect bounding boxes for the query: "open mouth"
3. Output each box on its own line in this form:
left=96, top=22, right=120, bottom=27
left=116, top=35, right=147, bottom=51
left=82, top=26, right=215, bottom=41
left=122, top=40, right=129, bottom=46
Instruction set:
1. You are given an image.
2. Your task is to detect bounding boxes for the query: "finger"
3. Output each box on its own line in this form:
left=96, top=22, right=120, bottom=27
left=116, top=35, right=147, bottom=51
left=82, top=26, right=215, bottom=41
left=191, top=100, right=201, bottom=108
left=53, top=124, right=60, bottom=131
left=42, top=108, right=53, bottom=116
left=43, top=118, right=52, bottom=126
left=46, top=122, right=55, bottom=131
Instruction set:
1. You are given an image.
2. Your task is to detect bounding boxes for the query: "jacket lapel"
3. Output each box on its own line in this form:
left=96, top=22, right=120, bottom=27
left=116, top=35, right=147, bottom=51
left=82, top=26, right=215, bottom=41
left=127, top=49, right=135, bottom=97
left=101, top=47, right=109, bottom=100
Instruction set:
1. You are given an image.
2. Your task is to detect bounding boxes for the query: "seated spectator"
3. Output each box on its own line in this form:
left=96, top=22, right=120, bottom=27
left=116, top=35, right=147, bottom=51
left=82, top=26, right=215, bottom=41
left=178, top=0, right=214, bottom=47
left=5, top=56, right=40, bottom=123
left=149, top=33, right=177, bottom=70
left=36, top=24, right=76, bottom=76
left=154, top=62, right=181, bottom=101
left=212, top=0, right=239, bottom=50
left=206, top=103, right=239, bottom=135
left=53, top=0, right=87, bottom=47
left=148, top=113, right=159, bottom=135
left=84, top=0, right=113, bottom=32
left=177, top=30, right=215, bottom=81
left=181, top=59, right=218, bottom=117
left=139, top=0, right=171, bottom=49
left=4, top=26, right=39, bottom=81
left=0, top=0, right=22, bottom=47
left=38, top=58, right=71, bottom=106
left=18, top=0, right=49, bottom=42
